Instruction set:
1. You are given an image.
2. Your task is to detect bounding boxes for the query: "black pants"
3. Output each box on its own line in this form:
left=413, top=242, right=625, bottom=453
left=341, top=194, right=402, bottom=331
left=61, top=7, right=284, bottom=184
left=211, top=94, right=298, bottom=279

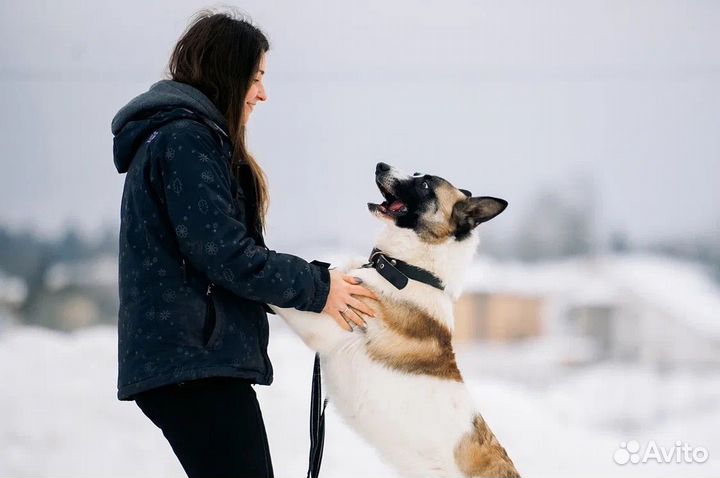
left=135, top=377, right=274, bottom=478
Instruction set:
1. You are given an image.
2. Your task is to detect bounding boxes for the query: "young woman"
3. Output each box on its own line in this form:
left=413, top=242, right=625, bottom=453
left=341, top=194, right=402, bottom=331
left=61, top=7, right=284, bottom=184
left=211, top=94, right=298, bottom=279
left=111, top=10, right=376, bottom=477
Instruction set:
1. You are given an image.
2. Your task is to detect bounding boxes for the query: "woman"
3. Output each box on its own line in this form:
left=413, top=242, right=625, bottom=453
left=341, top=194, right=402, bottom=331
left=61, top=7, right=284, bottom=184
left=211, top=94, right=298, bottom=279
left=111, top=9, right=376, bottom=477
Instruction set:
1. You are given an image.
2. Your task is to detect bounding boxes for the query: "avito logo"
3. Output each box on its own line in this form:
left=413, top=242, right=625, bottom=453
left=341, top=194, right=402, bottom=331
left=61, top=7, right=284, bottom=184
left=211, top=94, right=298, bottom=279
left=614, top=440, right=708, bottom=465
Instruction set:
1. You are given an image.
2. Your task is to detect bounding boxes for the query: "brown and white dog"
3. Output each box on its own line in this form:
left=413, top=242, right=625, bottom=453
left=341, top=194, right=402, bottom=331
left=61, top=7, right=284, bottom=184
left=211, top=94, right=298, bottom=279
left=272, top=162, right=519, bottom=478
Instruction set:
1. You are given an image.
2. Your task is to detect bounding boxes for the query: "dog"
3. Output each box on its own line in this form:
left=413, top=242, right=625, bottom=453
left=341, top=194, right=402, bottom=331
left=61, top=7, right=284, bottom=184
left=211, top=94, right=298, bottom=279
left=271, top=162, right=519, bottom=478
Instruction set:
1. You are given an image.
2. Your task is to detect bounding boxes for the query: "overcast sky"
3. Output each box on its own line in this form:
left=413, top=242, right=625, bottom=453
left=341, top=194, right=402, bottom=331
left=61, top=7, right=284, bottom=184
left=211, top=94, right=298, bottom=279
left=1, top=0, right=718, bottom=252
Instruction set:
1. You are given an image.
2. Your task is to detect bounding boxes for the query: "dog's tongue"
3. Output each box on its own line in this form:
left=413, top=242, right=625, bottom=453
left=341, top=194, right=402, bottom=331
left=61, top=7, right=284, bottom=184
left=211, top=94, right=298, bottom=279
left=389, top=200, right=406, bottom=212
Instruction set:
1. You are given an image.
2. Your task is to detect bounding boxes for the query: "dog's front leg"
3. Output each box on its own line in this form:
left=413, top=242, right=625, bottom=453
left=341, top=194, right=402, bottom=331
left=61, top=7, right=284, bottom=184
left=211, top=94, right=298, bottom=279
left=341, top=256, right=370, bottom=272
left=270, top=305, right=350, bottom=354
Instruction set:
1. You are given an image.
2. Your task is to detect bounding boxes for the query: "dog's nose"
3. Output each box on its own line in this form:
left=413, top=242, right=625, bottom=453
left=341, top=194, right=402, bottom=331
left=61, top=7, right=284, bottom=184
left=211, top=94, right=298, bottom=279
left=376, top=162, right=391, bottom=173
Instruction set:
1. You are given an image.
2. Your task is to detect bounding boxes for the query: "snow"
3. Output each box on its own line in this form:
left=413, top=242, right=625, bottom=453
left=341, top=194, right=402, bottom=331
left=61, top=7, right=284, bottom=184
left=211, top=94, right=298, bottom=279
left=464, top=255, right=621, bottom=301
left=1, top=320, right=719, bottom=477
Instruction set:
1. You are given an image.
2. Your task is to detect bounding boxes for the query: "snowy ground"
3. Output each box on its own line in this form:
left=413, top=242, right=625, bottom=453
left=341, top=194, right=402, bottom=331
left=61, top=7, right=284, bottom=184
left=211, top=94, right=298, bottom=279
left=1, top=320, right=718, bottom=477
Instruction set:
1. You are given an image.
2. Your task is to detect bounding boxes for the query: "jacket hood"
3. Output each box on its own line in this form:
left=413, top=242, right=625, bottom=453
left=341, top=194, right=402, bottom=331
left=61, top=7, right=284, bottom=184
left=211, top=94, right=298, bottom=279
left=111, top=80, right=230, bottom=173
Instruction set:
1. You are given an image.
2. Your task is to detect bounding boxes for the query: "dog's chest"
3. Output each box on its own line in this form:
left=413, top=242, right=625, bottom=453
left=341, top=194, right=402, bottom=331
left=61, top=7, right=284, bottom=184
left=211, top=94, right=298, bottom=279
left=321, top=336, right=476, bottom=475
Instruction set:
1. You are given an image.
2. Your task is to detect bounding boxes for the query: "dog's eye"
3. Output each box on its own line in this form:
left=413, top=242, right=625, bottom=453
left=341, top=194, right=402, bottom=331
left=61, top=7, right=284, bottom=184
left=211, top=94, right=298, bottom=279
left=422, top=181, right=429, bottom=189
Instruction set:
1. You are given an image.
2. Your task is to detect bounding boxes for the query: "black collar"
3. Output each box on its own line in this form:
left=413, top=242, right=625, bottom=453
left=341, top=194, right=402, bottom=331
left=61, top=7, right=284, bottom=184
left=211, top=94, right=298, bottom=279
left=362, top=248, right=445, bottom=291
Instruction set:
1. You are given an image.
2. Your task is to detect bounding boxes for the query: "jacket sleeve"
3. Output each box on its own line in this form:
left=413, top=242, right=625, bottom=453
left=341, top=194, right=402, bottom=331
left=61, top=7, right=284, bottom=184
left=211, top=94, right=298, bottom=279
left=152, top=122, right=330, bottom=313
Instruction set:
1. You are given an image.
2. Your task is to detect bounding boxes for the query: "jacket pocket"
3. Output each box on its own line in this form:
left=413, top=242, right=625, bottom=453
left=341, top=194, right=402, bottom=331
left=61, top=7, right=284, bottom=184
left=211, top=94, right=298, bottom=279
left=202, top=283, right=223, bottom=350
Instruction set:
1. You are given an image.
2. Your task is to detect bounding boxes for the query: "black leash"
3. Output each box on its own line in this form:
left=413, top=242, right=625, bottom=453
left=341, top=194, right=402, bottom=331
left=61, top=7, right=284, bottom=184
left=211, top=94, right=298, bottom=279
left=307, top=260, right=331, bottom=478
left=362, top=248, right=445, bottom=291
left=307, top=353, right=328, bottom=478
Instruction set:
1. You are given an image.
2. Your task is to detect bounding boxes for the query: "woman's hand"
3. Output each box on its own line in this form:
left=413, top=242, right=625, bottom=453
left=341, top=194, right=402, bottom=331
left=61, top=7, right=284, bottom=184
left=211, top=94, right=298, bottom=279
left=322, top=269, right=379, bottom=331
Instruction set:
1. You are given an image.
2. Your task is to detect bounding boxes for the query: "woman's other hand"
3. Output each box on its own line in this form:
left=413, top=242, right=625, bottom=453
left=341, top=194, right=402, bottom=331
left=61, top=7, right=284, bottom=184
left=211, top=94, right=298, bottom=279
left=322, top=269, right=379, bottom=331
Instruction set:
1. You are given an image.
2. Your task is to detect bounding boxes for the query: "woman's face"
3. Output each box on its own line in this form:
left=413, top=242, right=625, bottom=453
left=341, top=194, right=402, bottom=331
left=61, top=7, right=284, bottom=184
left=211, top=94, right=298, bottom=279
left=242, top=53, right=268, bottom=125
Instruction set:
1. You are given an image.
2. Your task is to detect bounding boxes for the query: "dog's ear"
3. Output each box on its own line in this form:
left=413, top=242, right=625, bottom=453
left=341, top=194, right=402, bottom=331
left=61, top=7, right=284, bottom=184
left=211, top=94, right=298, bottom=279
left=452, top=196, right=508, bottom=233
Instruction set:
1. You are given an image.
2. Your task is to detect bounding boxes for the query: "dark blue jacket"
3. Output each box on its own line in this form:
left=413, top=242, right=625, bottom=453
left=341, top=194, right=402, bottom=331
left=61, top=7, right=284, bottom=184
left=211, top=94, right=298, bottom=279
left=111, top=80, right=330, bottom=400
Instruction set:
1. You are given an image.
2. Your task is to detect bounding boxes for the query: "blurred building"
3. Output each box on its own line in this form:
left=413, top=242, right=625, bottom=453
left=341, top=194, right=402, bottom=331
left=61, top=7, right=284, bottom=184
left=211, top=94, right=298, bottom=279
left=455, top=292, right=543, bottom=342
left=455, top=254, right=720, bottom=369
left=22, top=255, right=119, bottom=331
left=0, top=268, right=26, bottom=334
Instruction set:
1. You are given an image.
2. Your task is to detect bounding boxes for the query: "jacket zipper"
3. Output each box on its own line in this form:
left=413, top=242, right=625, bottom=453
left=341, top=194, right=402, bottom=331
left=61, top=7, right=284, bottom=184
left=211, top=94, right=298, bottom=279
left=181, top=258, right=189, bottom=284
left=203, top=281, right=217, bottom=348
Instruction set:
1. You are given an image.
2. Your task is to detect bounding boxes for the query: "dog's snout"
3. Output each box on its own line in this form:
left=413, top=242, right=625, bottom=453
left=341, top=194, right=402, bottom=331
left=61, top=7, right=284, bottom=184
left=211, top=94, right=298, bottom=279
left=376, top=162, right=391, bottom=174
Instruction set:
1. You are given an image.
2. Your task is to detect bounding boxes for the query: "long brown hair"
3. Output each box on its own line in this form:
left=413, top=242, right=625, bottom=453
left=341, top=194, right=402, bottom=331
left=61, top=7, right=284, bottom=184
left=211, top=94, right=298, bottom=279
left=167, top=8, right=270, bottom=232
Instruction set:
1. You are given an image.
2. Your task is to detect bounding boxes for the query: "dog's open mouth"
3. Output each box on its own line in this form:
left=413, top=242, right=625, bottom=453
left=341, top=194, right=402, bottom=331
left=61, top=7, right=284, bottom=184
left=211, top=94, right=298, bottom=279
left=369, top=181, right=408, bottom=217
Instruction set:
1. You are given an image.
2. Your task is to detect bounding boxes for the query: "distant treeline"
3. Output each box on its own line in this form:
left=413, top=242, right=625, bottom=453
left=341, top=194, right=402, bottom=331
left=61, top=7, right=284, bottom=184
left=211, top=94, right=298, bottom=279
left=0, top=224, right=119, bottom=330
left=0, top=224, right=118, bottom=287
left=477, top=187, right=720, bottom=283
left=0, top=217, right=718, bottom=330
